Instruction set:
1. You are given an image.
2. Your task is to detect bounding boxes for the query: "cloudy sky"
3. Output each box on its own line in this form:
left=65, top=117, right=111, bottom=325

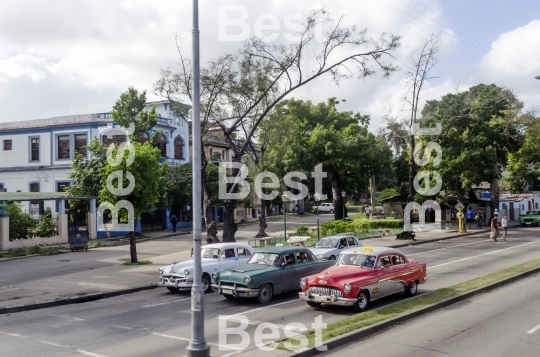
left=1, top=0, right=539, bottom=132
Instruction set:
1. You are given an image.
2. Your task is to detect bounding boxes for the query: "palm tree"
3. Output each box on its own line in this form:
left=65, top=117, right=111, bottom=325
left=384, top=122, right=407, bottom=156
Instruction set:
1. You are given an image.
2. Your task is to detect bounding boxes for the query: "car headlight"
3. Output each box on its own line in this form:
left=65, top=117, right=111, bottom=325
left=184, top=269, right=190, bottom=275
left=159, top=268, right=164, bottom=276
left=317, top=254, right=324, bottom=259
left=244, top=276, right=251, bottom=284
left=300, top=278, right=306, bottom=289
left=344, top=283, right=351, bottom=294
left=212, top=273, right=217, bottom=280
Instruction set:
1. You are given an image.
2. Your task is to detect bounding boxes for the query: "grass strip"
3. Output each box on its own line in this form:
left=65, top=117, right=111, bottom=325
left=277, top=257, right=540, bottom=351
left=0, top=245, right=68, bottom=258
left=121, top=259, right=153, bottom=266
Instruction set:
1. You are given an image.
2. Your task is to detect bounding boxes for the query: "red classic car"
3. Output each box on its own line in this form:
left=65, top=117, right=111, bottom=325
left=299, top=246, right=427, bottom=312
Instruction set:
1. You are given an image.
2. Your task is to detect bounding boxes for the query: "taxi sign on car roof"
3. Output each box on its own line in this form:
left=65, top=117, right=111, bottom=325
left=362, top=247, right=373, bottom=252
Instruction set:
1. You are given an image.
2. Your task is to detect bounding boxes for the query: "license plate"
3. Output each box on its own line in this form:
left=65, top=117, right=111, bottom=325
left=527, top=223, right=532, bottom=225
left=222, top=289, right=233, bottom=295
left=313, top=295, right=329, bottom=302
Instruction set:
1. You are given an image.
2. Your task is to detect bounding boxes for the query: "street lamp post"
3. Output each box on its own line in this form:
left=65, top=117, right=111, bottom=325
left=187, top=0, right=209, bottom=356
left=341, top=191, right=346, bottom=221
left=314, top=193, right=321, bottom=241
left=282, top=194, right=288, bottom=241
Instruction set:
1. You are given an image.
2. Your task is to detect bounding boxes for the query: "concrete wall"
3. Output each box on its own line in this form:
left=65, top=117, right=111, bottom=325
left=0, top=213, right=68, bottom=251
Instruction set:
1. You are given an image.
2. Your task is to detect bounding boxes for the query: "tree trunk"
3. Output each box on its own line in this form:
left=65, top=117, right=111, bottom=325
left=490, top=159, right=500, bottom=224
left=329, top=171, right=346, bottom=221
left=129, top=231, right=137, bottom=263
left=202, top=169, right=219, bottom=243
left=255, top=199, right=268, bottom=238
left=222, top=199, right=238, bottom=242
left=369, top=175, right=376, bottom=218
left=407, top=134, right=417, bottom=203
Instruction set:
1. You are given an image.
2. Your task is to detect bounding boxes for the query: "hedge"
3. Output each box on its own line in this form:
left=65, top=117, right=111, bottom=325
left=321, top=219, right=403, bottom=236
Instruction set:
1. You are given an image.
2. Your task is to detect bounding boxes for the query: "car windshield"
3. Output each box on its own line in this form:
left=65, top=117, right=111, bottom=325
left=201, top=248, right=221, bottom=259
left=337, top=253, right=377, bottom=269
left=248, top=253, right=280, bottom=266
left=315, top=237, right=339, bottom=249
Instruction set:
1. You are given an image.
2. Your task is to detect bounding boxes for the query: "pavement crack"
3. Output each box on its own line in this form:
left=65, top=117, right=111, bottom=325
left=373, top=337, right=454, bottom=356
left=521, top=339, right=540, bottom=346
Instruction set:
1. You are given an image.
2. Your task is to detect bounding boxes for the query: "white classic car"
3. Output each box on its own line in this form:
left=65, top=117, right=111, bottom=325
left=308, top=234, right=363, bottom=260
left=158, top=243, right=254, bottom=293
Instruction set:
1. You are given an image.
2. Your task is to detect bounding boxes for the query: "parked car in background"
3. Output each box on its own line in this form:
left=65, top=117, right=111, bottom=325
left=317, top=203, right=335, bottom=213
left=299, top=246, right=427, bottom=312
left=518, top=210, right=540, bottom=226
left=309, top=234, right=362, bottom=260
left=212, top=246, right=334, bottom=304
left=158, top=243, right=253, bottom=293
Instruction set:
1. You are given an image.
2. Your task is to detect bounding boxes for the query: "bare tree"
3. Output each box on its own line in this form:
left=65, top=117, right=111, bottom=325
left=156, top=9, right=401, bottom=242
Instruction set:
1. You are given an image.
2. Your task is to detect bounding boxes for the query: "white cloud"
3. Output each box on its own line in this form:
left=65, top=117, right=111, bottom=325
left=0, top=54, right=49, bottom=83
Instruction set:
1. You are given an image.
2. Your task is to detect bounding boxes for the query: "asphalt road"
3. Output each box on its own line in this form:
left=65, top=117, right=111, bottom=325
left=323, top=272, right=540, bottom=357
left=1, top=226, right=539, bottom=357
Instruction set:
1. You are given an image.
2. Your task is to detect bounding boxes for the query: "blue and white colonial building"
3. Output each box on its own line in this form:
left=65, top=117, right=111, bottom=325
left=0, top=100, right=190, bottom=216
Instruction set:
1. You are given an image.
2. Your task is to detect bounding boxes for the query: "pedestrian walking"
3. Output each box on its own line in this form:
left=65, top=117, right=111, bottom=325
left=490, top=212, right=500, bottom=241
left=466, top=207, right=474, bottom=229
left=501, top=214, right=508, bottom=241
left=476, top=209, right=483, bottom=229
left=365, top=205, right=371, bottom=219
left=170, top=214, right=178, bottom=233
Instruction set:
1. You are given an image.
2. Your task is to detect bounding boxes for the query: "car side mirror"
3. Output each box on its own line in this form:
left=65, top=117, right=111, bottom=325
left=281, top=262, right=288, bottom=268
left=220, top=255, right=226, bottom=260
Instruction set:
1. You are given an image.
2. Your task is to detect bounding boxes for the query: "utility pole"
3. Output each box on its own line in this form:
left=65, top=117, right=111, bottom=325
left=187, top=0, right=209, bottom=356
left=369, top=175, right=376, bottom=220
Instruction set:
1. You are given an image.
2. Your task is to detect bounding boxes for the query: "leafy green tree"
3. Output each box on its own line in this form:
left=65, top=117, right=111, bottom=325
left=100, top=142, right=162, bottom=263
left=420, top=84, right=525, bottom=217
left=379, top=188, right=399, bottom=201
left=264, top=98, right=394, bottom=220
left=111, top=87, right=157, bottom=139
left=506, top=115, right=540, bottom=192
left=7, top=203, right=35, bottom=239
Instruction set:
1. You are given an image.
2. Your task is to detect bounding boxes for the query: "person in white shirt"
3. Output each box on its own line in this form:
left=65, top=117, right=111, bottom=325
left=501, top=214, right=508, bottom=241
left=365, top=206, right=371, bottom=219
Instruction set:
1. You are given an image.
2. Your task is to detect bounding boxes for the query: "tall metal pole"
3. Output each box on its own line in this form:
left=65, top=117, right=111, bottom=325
left=187, top=0, right=209, bottom=356
left=316, top=203, right=320, bottom=241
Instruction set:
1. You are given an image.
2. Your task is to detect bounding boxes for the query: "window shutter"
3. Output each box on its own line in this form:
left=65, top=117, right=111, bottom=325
left=74, top=134, right=87, bottom=156
left=58, top=136, right=70, bottom=159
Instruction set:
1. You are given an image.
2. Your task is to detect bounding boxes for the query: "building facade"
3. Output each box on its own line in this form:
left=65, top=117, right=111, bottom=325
left=0, top=100, right=190, bottom=216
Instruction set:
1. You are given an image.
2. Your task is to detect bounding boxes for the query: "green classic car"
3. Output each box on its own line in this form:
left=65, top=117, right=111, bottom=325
left=212, top=246, right=334, bottom=304
left=518, top=210, right=540, bottom=226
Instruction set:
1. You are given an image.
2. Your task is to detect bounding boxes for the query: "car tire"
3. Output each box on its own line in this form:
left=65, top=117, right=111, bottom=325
left=535, top=223, right=540, bottom=227
left=167, top=287, right=180, bottom=293
left=522, top=224, right=526, bottom=227
left=223, top=293, right=235, bottom=300
left=307, top=301, right=321, bottom=308
left=258, top=284, right=273, bottom=304
left=352, top=290, right=370, bottom=312
left=329, top=255, right=336, bottom=260
left=405, top=280, right=418, bottom=296
left=329, top=209, right=334, bottom=213
left=202, top=274, right=212, bottom=294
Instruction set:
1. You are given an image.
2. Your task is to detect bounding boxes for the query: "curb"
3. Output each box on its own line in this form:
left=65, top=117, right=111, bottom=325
left=292, top=262, right=540, bottom=357
left=0, top=285, right=157, bottom=315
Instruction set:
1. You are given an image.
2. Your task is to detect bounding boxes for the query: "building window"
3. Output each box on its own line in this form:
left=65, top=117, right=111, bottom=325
left=74, top=134, right=87, bottom=156
left=102, top=130, right=127, bottom=146
left=31, top=137, right=40, bottom=161
left=0, top=183, right=4, bottom=192
left=3, top=140, right=12, bottom=151
left=174, top=137, right=183, bottom=159
left=157, top=135, right=167, bottom=157
left=139, top=132, right=150, bottom=145
left=57, top=135, right=70, bottom=159
left=30, top=182, right=39, bottom=205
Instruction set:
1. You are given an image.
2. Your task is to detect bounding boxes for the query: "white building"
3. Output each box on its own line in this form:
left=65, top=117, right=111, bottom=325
left=0, top=100, right=190, bottom=215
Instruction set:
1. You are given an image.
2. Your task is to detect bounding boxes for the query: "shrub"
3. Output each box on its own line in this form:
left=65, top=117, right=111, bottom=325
left=295, top=226, right=309, bottom=235
left=321, top=219, right=403, bottom=236
left=7, top=203, right=36, bottom=239
left=32, top=208, right=58, bottom=238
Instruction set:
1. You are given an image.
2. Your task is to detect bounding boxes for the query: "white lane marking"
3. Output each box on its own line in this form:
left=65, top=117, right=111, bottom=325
left=0, top=331, right=22, bottom=337
left=142, top=297, right=190, bottom=308
left=429, top=241, right=540, bottom=269
left=408, top=239, right=492, bottom=256
left=235, top=299, right=299, bottom=316
left=223, top=352, right=243, bottom=357
left=527, top=324, right=540, bottom=334
left=47, top=314, right=85, bottom=321
left=39, top=340, right=69, bottom=348
left=114, top=325, right=133, bottom=330
left=151, top=332, right=242, bottom=350
left=218, top=316, right=307, bottom=332
left=77, top=350, right=110, bottom=357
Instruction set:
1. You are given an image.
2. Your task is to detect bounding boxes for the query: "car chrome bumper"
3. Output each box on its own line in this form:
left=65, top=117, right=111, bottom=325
left=158, top=278, right=193, bottom=290
left=211, top=284, right=260, bottom=298
left=298, top=292, right=357, bottom=306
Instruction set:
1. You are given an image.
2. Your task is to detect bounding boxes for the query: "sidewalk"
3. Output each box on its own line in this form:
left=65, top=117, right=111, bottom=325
left=0, top=220, right=518, bottom=314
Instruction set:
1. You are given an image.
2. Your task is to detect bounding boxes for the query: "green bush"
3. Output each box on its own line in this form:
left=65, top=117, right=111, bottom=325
left=32, top=208, right=58, bottom=238
left=321, top=219, right=403, bottom=236
left=295, top=226, right=309, bottom=235
left=7, top=203, right=36, bottom=239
